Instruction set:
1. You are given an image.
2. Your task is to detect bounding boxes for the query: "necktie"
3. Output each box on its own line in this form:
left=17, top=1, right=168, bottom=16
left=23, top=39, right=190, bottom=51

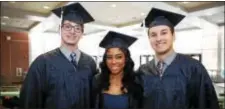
left=70, top=52, right=77, bottom=71
left=157, top=61, right=164, bottom=77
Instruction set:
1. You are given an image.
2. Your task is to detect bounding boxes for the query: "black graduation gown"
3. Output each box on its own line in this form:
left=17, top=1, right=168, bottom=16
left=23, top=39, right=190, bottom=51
left=19, top=48, right=97, bottom=109
left=93, top=74, right=143, bottom=109
left=137, top=53, right=219, bottom=109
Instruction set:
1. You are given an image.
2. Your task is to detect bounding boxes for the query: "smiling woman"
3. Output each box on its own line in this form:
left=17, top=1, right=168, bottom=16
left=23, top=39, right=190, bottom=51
left=106, top=48, right=125, bottom=75
left=93, top=31, right=143, bottom=109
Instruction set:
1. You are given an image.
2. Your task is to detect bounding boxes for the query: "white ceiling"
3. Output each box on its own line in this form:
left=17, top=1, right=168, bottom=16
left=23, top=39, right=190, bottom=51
left=1, top=1, right=224, bottom=34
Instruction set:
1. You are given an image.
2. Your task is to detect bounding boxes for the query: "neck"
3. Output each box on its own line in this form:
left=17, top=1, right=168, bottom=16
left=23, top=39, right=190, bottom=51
left=61, top=43, right=78, bottom=52
left=110, top=72, right=123, bottom=85
left=156, top=48, right=174, bottom=61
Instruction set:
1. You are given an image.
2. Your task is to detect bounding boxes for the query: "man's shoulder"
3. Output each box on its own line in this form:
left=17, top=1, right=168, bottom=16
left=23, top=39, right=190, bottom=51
left=80, top=51, right=95, bottom=62
left=176, top=53, right=201, bottom=66
left=177, top=53, right=208, bottom=75
left=32, top=48, right=60, bottom=63
left=43, top=48, right=60, bottom=57
left=80, top=51, right=91, bottom=57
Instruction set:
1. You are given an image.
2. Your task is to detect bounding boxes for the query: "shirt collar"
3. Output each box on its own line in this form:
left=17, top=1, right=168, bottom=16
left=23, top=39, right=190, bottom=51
left=154, top=51, right=177, bottom=66
left=60, top=46, right=81, bottom=62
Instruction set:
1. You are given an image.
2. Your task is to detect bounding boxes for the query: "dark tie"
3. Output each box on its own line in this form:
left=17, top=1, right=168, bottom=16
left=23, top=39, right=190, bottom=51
left=157, top=61, right=164, bottom=77
left=70, top=52, right=77, bottom=71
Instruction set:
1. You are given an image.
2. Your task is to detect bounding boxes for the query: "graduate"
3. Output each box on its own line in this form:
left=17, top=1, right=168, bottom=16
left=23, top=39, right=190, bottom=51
left=19, top=3, right=97, bottom=109
left=137, top=8, right=220, bottom=109
left=94, top=31, right=143, bottom=109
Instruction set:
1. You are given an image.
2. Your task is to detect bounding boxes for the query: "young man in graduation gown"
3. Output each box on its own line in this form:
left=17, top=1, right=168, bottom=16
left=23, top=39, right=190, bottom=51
left=137, top=8, right=220, bottom=109
left=19, top=3, right=97, bottom=109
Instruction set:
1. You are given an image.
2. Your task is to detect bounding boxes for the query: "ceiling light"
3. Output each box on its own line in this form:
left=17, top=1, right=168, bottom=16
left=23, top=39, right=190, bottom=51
left=3, top=16, right=9, bottom=19
left=141, top=13, right=145, bottom=16
left=6, top=36, right=11, bottom=41
left=26, top=15, right=46, bottom=22
left=111, top=4, right=116, bottom=8
left=43, top=6, right=50, bottom=9
left=182, top=2, right=189, bottom=4
left=1, top=22, right=6, bottom=25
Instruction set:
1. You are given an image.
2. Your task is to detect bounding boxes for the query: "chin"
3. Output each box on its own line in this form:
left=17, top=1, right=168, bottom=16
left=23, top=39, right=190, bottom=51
left=65, top=41, right=77, bottom=45
left=110, top=71, right=121, bottom=75
left=155, top=48, right=170, bottom=55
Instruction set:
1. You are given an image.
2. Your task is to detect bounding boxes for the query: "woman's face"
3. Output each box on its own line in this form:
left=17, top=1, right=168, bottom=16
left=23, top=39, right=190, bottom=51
left=106, top=47, right=126, bottom=75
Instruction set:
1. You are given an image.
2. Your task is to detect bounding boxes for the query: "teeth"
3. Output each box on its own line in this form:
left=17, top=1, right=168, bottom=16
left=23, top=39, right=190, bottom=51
left=112, top=67, right=118, bottom=70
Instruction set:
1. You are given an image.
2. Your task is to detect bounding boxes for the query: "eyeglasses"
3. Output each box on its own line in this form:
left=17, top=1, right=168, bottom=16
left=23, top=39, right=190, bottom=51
left=62, top=24, right=82, bottom=33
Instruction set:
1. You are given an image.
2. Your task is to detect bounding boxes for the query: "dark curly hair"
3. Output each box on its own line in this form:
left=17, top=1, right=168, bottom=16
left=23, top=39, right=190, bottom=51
left=98, top=47, right=141, bottom=95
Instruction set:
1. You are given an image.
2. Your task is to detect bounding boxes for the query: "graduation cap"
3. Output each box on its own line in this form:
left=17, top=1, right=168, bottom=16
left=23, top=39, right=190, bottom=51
left=52, top=2, right=94, bottom=24
left=142, top=8, right=185, bottom=28
left=99, top=31, right=137, bottom=49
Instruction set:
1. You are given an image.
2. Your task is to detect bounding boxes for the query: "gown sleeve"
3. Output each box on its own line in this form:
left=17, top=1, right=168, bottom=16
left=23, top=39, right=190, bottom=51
left=189, top=61, right=220, bottom=109
left=19, top=55, right=47, bottom=109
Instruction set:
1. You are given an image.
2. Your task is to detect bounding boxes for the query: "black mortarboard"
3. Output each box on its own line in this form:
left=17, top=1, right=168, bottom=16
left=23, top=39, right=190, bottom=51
left=52, top=2, right=94, bottom=24
left=143, top=8, right=185, bottom=28
left=99, top=31, right=137, bottom=49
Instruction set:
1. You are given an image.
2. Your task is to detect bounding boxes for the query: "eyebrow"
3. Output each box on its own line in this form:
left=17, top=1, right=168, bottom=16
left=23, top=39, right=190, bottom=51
left=150, top=31, right=157, bottom=35
left=161, top=29, right=169, bottom=32
left=115, top=54, right=123, bottom=56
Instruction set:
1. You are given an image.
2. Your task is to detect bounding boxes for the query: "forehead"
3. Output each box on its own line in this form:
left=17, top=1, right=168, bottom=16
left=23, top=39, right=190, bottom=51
left=106, top=48, right=124, bottom=55
left=63, top=20, right=81, bottom=26
left=149, top=25, right=170, bottom=33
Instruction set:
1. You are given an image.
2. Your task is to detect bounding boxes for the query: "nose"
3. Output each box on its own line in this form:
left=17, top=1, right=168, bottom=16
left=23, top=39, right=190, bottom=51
left=111, top=58, right=117, bottom=64
left=70, top=28, right=76, bottom=33
left=156, top=35, right=162, bottom=42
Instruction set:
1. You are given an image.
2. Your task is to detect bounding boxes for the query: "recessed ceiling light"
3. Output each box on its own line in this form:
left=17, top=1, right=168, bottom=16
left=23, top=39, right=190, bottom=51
left=43, top=6, right=50, bottom=9
left=111, top=4, right=116, bottom=8
left=3, top=16, right=9, bottom=19
left=182, top=2, right=189, bottom=4
left=1, top=22, right=6, bottom=25
left=141, top=13, right=145, bottom=16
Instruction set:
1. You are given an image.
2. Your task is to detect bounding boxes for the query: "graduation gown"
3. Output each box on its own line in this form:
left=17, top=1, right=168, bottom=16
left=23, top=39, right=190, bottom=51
left=19, top=48, right=97, bottom=109
left=137, top=53, right=219, bottom=109
left=93, top=74, right=143, bottom=109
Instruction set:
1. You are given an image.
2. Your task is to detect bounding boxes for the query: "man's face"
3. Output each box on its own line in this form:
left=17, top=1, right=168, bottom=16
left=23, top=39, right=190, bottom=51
left=61, top=20, right=83, bottom=46
left=148, top=25, right=175, bottom=55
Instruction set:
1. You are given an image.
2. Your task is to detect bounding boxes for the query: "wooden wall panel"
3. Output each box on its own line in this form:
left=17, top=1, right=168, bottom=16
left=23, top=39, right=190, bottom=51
left=0, top=31, right=29, bottom=85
